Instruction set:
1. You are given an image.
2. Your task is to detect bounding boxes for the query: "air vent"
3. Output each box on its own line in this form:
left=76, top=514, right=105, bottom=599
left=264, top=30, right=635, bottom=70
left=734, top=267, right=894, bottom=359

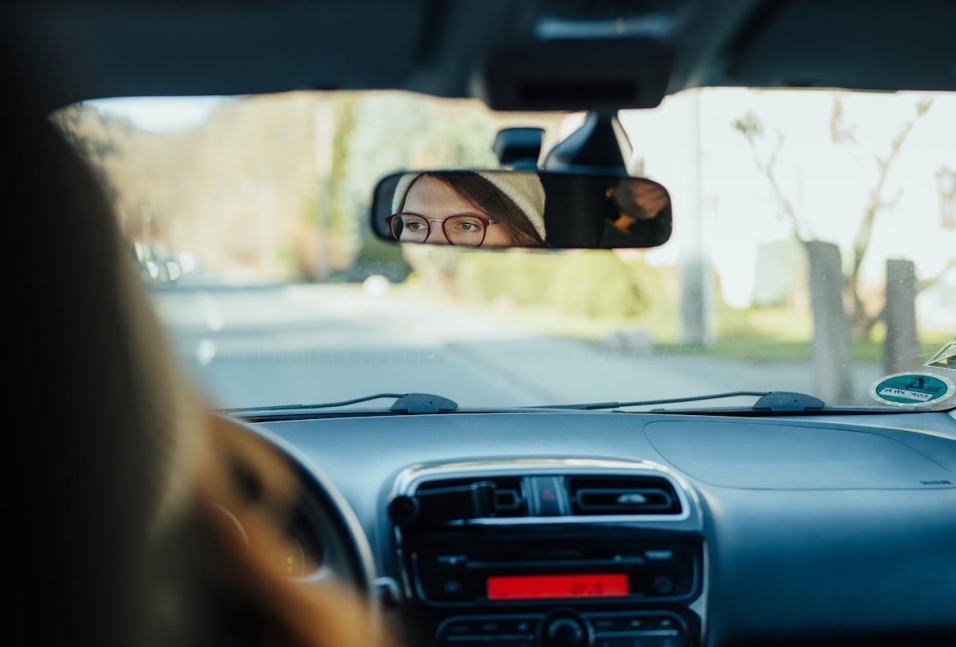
left=567, top=476, right=681, bottom=515
left=416, top=477, right=528, bottom=518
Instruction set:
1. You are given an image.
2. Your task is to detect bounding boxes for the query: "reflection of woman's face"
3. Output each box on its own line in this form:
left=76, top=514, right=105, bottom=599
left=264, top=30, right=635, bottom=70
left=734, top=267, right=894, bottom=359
left=400, top=176, right=514, bottom=247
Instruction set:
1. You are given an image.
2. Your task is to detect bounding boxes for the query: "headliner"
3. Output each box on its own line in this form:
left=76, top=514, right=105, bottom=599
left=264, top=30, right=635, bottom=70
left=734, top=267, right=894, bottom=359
left=3, top=0, right=955, bottom=112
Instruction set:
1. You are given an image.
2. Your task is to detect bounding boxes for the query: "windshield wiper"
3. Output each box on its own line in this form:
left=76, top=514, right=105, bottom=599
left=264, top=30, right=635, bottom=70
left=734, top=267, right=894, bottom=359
left=536, top=390, right=826, bottom=412
left=222, top=392, right=459, bottom=415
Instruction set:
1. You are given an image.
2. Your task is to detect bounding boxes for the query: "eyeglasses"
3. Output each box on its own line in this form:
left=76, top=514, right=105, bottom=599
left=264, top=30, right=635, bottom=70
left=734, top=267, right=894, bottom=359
left=386, top=213, right=498, bottom=247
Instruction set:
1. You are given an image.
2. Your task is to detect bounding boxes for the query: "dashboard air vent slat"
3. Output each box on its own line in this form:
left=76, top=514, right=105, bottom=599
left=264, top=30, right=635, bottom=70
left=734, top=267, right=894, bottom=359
left=568, top=476, right=681, bottom=515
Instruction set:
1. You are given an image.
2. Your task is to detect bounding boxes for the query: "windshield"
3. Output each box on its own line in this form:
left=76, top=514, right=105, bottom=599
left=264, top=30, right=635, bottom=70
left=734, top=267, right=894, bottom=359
left=53, top=89, right=956, bottom=412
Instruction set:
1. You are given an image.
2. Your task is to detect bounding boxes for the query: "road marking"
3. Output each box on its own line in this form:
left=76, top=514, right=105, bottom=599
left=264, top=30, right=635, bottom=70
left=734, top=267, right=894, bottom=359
left=198, top=292, right=224, bottom=331
left=196, top=338, right=217, bottom=366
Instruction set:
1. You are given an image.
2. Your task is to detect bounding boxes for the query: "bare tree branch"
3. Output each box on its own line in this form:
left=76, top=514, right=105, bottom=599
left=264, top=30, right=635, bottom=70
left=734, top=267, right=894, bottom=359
left=845, top=99, right=934, bottom=337
left=733, top=112, right=810, bottom=242
left=829, top=94, right=857, bottom=144
left=738, top=95, right=938, bottom=343
left=918, top=258, right=956, bottom=293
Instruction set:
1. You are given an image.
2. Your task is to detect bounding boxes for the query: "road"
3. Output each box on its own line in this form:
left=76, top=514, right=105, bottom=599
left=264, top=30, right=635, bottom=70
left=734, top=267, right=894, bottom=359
left=150, top=282, right=884, bottom=410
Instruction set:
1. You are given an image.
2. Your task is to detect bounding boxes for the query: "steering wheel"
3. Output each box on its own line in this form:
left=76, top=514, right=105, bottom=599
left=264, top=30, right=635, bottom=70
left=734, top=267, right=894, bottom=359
left=207, top=413, right=379, bottom=605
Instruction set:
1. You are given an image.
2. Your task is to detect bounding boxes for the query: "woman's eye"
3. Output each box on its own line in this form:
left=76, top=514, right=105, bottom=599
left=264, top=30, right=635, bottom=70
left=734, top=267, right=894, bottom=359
left=457, top=221, right=481, bottom=232
left=405, top=221, right=425, bottom=232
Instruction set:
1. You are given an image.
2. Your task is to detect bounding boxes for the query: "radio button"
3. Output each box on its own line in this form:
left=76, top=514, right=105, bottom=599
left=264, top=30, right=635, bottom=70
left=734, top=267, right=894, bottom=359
left=584, top=614, right=645, bottom=633
left=499, top=619, right=537, bottom=635
left=585, top=613, right=686, bottom=647
left=444, top=625, right=470, bottom=636
left=658, top=637, right=686, bottom=647
left=530, top=476, right=567, bottom=516
left=439, top=617, right=540, bottom=641
left=589, top=618, right=618, bottom=632
left=623, top=618, right=645, bottom=631
left=438, top=555, right=468, bottom=567
left=595, top=637, right=685, bottom=647
left=651, top=576, right=674, bottom=595
left=441, top=639, right=535, bottom=647
left=598, top=638, right=648, bottom=647
left=597, top=639, right=646, bottom=647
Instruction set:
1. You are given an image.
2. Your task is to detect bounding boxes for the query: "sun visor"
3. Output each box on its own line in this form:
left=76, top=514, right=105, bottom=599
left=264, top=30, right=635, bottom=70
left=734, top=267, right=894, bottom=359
left=474, top=38, right=673, bottom=111
left=727, top=0, right=956, bottom=91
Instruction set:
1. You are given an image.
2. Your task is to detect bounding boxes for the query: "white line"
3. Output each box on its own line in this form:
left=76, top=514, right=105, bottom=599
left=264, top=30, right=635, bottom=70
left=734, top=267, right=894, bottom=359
left=196, top=338, right=217, bottom=366
left=198, top=292, right=225, bottom=331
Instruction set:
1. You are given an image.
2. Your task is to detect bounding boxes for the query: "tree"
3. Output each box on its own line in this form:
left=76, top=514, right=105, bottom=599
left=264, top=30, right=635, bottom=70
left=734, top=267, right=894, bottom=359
left=733, top=94, right=936, bottom=342
left=51, top=103, right=133, bottom=207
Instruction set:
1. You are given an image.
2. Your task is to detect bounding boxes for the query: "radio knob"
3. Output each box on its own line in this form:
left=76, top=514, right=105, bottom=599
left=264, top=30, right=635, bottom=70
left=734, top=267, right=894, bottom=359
left=544, top=617, right=590, bottom=647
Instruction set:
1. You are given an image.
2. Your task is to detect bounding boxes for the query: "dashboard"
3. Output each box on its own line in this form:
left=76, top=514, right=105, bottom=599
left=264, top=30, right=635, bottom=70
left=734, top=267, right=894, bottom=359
left=240, top=408, right=956, bottom=647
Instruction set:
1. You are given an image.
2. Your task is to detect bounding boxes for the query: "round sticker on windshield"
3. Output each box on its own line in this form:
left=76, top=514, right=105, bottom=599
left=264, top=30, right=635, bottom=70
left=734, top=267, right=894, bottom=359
left=869, top=372, right=955, bottom=406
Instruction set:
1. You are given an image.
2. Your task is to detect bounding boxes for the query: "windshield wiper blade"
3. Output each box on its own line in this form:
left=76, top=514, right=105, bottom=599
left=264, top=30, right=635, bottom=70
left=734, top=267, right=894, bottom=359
left=535, top=390, right=825, bottom=412
left=221, top=392, right=459, bottom=414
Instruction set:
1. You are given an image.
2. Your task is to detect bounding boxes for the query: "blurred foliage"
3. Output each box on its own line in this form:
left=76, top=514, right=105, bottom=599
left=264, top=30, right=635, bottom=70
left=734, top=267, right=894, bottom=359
left=345, top=235, right=412, bottom=282
left=456, top=250, right=653, bottom=318
left=731, top=112, right=763, bottom=139
left=456, top=252, right=556, bottom=307
left=54, top=91, right=571, bottom=283
left=50, top=103, right=134, bottom=203
left=275, top=246, right=300, bottom=278
left=655, top=329, right=951, bottom=363
left=551, top=251, right=644, bottom=318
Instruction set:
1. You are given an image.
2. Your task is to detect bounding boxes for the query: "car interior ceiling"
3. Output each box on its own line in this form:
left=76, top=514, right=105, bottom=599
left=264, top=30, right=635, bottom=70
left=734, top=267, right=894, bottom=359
left=4, top=0, right=956, bottom=114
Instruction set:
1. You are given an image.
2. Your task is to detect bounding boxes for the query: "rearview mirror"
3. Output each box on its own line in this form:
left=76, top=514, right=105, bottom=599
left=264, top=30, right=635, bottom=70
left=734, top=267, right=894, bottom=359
left=370, top=170, right=672, bottom=249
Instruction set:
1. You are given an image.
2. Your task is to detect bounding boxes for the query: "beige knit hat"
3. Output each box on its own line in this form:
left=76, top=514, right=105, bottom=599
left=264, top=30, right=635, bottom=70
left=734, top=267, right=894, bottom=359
left=391, top=171, right=546, bottom=242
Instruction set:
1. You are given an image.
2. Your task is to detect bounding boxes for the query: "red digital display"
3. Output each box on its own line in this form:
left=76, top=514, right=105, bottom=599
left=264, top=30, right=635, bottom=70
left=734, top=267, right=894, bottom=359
left=487, top=573, right=629, bottom=600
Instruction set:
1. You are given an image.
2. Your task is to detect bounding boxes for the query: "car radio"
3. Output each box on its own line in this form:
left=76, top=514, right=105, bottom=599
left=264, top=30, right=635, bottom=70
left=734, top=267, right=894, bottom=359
left=387, top=460, right=707, bottom=647
left=410, top=529, right=701, bottom=605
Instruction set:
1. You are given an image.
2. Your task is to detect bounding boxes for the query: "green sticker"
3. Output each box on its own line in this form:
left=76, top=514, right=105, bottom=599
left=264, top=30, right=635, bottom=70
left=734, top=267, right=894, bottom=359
left=869, top=372, right=955, bottom=406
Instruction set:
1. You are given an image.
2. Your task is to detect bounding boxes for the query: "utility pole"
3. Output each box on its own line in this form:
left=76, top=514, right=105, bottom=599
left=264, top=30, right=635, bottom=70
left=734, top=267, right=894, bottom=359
left=314, top=101, right=335, bottom=282
left=680, top=90, right=713, bottom=345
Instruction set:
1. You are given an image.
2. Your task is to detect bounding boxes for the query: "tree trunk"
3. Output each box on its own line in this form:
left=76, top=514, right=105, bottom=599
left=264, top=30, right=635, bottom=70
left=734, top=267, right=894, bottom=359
left=806, top=241, right=854, bottom=404
left=883, top=259, right=920, bottom=374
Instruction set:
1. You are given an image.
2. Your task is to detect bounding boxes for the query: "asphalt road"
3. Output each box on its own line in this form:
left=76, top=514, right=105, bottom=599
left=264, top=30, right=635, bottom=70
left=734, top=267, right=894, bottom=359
left=150, top=282, right=884, bottom=411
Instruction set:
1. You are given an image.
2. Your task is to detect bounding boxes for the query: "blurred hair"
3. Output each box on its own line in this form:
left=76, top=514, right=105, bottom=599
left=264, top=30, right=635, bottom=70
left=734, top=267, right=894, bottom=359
left=7, top=41, right=396, bottom=646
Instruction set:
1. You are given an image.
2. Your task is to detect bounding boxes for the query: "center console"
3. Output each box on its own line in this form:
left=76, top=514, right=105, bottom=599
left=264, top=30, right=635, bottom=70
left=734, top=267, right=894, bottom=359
left=387, top=459, right=706, bottom=647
